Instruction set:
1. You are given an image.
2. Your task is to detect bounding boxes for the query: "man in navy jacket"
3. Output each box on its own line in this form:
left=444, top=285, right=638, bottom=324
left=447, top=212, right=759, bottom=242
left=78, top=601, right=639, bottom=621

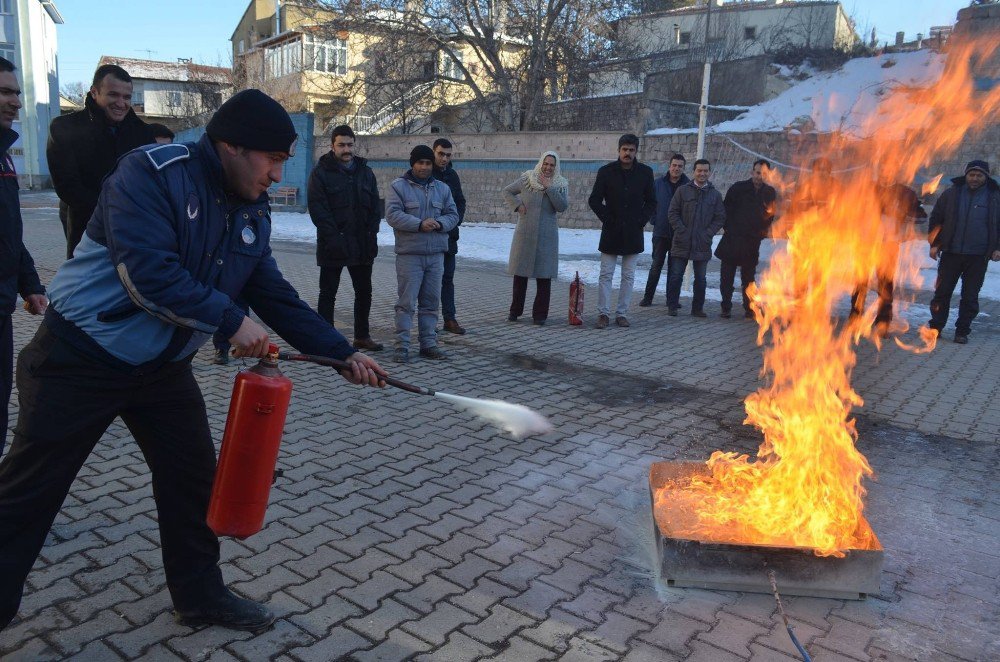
left=0, top=58, right=47, bottom=456
left=0, top=90, right=385, bottom=633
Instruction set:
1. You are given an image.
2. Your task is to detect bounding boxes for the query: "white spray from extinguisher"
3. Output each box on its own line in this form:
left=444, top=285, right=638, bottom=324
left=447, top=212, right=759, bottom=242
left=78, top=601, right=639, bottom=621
left=433, top=392, right=553, bottom=439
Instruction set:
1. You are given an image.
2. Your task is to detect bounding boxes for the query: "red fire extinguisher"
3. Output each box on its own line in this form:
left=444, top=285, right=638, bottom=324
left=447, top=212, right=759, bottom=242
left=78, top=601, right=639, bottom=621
left=207, top=344, right=292, bottom=539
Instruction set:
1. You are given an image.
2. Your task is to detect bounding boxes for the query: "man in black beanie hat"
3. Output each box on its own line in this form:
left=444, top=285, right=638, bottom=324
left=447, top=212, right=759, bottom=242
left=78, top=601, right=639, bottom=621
left=927, top=159, right=1000, bottom=343
left=0, top=89, right=387, bottom=634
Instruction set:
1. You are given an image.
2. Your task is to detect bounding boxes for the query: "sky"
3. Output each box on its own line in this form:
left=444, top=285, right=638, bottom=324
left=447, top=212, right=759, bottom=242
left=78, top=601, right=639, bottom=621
left=52, top=0, right=972, bottom=87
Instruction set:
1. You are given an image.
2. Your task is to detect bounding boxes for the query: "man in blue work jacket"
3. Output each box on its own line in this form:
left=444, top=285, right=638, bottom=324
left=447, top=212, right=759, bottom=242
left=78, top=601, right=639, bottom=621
left=0, top=90, right=386, bottom=633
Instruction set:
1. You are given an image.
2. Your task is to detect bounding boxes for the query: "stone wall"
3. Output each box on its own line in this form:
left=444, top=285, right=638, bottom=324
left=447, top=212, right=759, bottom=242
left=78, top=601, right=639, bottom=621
left=530, top=94, right=646, bottom=134
left=645, top=55, right=771, bottom=106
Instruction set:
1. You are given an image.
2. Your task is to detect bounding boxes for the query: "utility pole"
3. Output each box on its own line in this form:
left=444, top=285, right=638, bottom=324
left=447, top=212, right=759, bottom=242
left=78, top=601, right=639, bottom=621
left=696, top=0, right=713, bottom=159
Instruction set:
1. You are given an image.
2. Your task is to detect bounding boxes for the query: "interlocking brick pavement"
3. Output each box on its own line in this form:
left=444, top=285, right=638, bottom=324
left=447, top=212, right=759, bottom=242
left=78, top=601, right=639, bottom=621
left=1, top=192, right=999, bottom=660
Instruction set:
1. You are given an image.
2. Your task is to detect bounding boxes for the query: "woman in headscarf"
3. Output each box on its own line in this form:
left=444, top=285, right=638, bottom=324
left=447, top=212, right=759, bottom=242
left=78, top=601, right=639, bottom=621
left=503, top=151, right=569, bottom=325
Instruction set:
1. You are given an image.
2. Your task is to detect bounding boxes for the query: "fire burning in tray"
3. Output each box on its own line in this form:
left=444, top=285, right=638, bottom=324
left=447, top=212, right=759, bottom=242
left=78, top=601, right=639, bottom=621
left=654, top=35, right=1000, bottom=559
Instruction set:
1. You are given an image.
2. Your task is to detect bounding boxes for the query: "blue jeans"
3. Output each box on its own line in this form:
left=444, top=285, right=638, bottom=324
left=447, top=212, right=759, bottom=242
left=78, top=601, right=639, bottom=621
left=441, top=252, right=457, bottom=321
left=394, top=253, right=444, bottom=350
left=666, top=256, right=708, bottom=312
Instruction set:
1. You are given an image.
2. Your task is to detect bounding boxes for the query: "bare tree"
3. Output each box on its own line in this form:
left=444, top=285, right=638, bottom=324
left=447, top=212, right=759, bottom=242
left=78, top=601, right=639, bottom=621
left=60, top=81, right=87, bottom=105
left=291, top=0, right=645, bottom=131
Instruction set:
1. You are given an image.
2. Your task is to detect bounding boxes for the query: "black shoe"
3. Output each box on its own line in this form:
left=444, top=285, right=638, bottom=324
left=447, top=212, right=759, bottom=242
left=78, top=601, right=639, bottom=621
left=419, top=346, right=448, bottom=360
left=691, top=310, right=707, bottom=318
left=720, top=309, right=732, bottom=319
left=174, top=589, right=275, bottom=632
left=353, top=337, right=384, bottom=352
left=393, top=348, right=409, bottom=363
left=954, top=333, right=969, bottom=345
left=532, top=318, right=546, bottom=326
left=212, top=349, right=230, bottom=365
left=667, top=308, right=678, bottom=317
left=638, top=298, right=652, bottom=307
left=507, top=314, right=518, bottom=322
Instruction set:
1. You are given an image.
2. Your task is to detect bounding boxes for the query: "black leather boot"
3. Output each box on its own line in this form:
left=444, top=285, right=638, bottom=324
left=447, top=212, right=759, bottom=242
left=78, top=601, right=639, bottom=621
left=174, top=588, right=275, bottom=632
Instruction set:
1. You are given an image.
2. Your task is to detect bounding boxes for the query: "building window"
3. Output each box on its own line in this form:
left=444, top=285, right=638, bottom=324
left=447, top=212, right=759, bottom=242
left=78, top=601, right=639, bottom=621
left=166, top=90, right=183, bottom=108
left=265, top=38, right=302, bottom=79
left=744, top=26, right=757, bottom=41
left=0, top=1, right=12, bottom=16
left=304, top=35, right=347, bottom=75
left=439, top=49, right=464, bottom=79
left=679, top=31, right=691, bottom=46
left=238, top=39, right=245, bottom=55
left=0, top=43, right=13, bottom=62
left=131, top=83, right=144, bottom=106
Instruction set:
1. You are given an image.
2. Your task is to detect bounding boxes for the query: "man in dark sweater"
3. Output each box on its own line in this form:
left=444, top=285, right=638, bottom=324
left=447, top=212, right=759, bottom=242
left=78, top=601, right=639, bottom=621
left=927, top=160, right=1000, bottom=344
left=47, top=64, right=153, bottom=259
left=640, top=154, right=689, bottom=307
left=432, top=138, right=468, bottom=335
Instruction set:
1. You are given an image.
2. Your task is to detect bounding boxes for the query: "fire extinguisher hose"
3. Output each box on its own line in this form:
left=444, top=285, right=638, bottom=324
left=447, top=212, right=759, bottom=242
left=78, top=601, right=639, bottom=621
left=275, top=351, right=552, bottom=439
left=277, top=352, right=434, bottom=395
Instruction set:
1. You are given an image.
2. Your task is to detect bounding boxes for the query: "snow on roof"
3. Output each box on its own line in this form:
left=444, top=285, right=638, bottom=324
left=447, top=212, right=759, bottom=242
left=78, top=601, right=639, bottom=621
left=97, top=56, right=231, bottom=85
left=649, top=49, right=945, bottom=137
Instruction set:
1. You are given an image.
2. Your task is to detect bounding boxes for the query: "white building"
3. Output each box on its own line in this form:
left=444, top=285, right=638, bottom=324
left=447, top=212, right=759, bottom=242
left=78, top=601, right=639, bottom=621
left=97, top=56, right=231, bottom=131
left=4, top=0, right=63, bottom=187
left=624, top=0, right=858, bottom=59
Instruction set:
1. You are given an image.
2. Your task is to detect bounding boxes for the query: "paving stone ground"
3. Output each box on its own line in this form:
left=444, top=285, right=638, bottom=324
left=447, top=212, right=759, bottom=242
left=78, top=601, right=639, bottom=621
left=2, top=191, right=998, bottom=661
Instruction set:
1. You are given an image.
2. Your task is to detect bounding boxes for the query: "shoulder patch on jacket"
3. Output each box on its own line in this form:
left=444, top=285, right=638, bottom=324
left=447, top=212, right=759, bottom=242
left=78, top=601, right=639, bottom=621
left=144, top=144, right=190, bottom=171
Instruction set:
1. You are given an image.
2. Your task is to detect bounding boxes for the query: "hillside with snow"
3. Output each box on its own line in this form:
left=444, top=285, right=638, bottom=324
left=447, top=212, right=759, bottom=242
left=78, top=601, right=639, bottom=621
left=649, top=50, right=945, bottom=137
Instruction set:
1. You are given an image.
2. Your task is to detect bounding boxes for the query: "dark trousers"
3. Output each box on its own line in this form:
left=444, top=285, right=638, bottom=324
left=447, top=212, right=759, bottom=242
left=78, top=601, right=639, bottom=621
left=642, top=237, right=670, bottom=303
left=0, top=315, right=11, bottom=456
left=666, top=256, right=708, bottom=312
left=510, top=276, right=552, bottom=321
left=850, top=276, right=894, bottom=324
left=0, top=325, right=224, bottom=628
left=719, top=259, right=758, bottom=313
left=929, top=252, right=989, bottom=334
left=441, top=253, right=457, bottom=322
left=318, top=264, right=374, bottom=340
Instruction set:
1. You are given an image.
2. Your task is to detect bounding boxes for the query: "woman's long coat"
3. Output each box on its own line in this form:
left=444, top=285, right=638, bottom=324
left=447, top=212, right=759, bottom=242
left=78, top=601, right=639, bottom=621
left=503, top=174, right=569, bottom=279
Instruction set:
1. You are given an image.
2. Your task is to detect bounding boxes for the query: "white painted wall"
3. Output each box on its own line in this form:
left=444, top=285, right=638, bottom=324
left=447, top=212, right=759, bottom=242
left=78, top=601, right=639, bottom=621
left=10, top=0, right=60, bottom=186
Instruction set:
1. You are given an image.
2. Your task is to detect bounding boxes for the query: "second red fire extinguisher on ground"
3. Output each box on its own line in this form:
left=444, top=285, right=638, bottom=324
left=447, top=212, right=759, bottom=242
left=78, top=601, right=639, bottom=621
left=207, top=344, right=292, bottom=539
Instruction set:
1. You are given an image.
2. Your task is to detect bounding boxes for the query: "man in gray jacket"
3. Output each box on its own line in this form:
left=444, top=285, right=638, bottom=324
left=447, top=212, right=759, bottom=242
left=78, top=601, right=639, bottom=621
left=386, top=145, right=460, bottom=363
left=666, top=158, right=726, bottom=317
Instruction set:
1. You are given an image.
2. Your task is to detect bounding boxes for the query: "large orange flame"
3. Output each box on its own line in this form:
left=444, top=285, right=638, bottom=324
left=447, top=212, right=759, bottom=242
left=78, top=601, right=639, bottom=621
left=655, top=37, right=1000, bottom=557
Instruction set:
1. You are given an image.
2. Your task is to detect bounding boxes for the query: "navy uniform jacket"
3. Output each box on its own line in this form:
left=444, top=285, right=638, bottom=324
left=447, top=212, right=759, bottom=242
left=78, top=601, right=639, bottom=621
left=0, top=127, right=44, bottom=315
left=45, top=133, right=354, bottom=371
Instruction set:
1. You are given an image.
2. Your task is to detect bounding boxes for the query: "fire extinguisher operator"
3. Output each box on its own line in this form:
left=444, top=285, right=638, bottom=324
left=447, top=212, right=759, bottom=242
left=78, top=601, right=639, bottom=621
left=0, top=89, right=387, bottom=633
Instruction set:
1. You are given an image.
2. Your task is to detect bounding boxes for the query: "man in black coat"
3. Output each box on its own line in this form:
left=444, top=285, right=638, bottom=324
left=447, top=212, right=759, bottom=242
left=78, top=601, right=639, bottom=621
left=0, top=58, right=47, bottom=455
left=588, top=133, right=656, bottom=328
left=849, top=171, right=925, bottom=333
left=308, top=125, right=384, bottom=351
left=432, top=138, right=467, bottom=335
left=715, top=159, right=777, bottom=319
left=927, top=160, right=1000, bottom=344
left=47, top=64, right=153, bottom=259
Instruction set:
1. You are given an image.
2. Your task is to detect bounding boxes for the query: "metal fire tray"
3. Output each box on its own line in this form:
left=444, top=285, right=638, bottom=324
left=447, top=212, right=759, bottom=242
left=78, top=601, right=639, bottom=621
left=649, top=462, right=883, bottom=600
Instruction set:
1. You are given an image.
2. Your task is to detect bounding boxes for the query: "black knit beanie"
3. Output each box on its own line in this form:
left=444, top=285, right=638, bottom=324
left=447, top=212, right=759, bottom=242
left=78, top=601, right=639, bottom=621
left=409, top=144, right=434, bottom=166
left=965, top=160, right=991, bottom=177
left=206, top=89, right=298, bottom=154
